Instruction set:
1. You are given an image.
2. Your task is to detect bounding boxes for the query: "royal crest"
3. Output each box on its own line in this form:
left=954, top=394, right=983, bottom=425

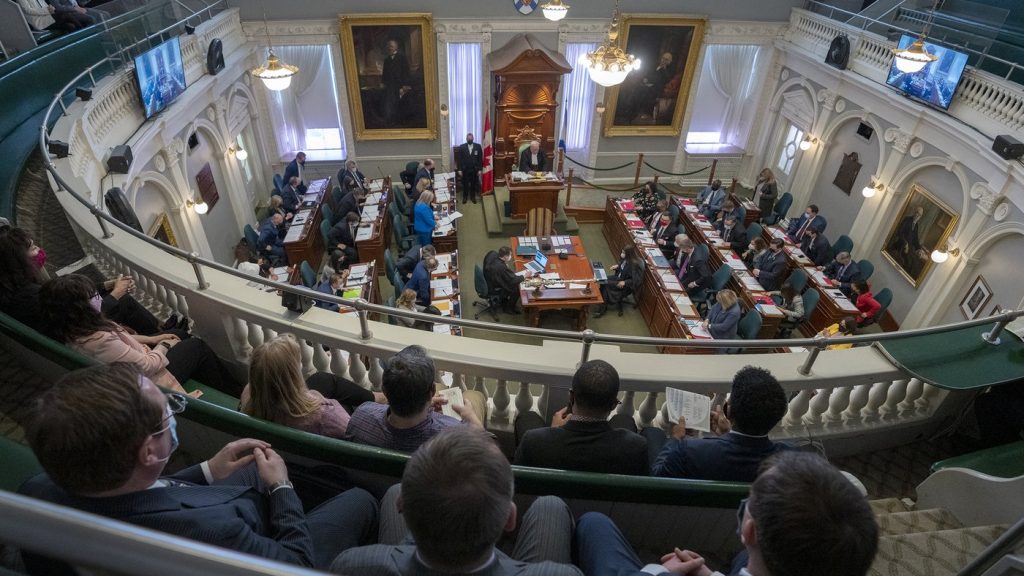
left=513, top=0, right=538, bottom=15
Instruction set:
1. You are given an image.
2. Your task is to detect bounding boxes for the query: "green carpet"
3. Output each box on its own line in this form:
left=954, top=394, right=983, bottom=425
left=876, top=324, right=1024, bottom=389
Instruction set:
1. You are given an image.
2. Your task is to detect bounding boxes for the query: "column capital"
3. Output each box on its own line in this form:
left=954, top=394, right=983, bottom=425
left=884, top=128, right=913, bottom=154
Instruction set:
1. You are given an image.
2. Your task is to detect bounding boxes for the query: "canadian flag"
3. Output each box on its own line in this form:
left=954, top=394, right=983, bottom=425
left=482, top=111, right=493, bottom=196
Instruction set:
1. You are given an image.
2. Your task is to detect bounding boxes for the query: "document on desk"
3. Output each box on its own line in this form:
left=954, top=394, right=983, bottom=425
left=361, top=206, right=379, bottom=221
left=837, top=298, right=859, bottom=312
left=364, top=192, right=383, bottom=205
left=432, top=323, right=452, bottom=335
left=292, top=210, right=312, bottom=225
left=355, top=225, right=374, bottom=241
left=539, top=273, right=560, bottom=280
left=435, top=254, right=452, bottom=273
left=348, top=264, right=369, bottom=280
left=684, top=319, right=713, bottom=339
left=660, top=272, right=683, bottom=291
left=437, top=387, right=465, bottom=420
left=284, top=225, right=304, bottom=242
left=665, top=387, right=712, bottom=432
left=434, top=224, right=454, bottom=236
left=568, top=283, right=587, bottom=290
left=435, top=189, right=450, bottom=203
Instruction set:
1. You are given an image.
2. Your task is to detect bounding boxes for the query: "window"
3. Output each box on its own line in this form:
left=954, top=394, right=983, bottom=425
left=304, top=128, right=342, bottom=151
left=268, top=45, right=346, bottom=159
left=686, top=131, right=723, bottom=144
left=560, top=43, right=598, bottom=153
left=236, top=134, right=252, bottom=183
left=776, top=124, right=804, bottom=177
left=446, top=43, right=483, bottom=142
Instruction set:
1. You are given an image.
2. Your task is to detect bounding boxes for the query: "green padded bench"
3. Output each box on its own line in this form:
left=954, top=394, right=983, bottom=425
left=0, top=435, right=41, bottom=493
left=931, top=440, right=1024, bottom=479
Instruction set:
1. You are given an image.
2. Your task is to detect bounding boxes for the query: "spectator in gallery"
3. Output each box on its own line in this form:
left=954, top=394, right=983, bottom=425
left=283, top=151, right=307, bottom=193
left=43, top=0, right=96, bottom=30
left=413, top=190, right=436, bottom=247
left=752, top=167, right=779, bottom=217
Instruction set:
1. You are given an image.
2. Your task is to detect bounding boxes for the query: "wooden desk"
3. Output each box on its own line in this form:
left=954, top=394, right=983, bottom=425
left=512, top=236, right=601, bottom=330
left=505, top=173, right=564, bottom=218
left=431, top=175, right=459, bottom=254
left=429, top=251, right=463, bottom=336
left=730, top=193, right=761, bottom=228
left=284, top=177, right=330, bottom=269
left=354, top=178, right=392, bottom=267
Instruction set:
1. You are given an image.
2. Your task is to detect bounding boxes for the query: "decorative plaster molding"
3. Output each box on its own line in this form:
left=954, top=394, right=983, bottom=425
left=884, top=128, right=913, bottom=154
left=780, top=69, right=790, bottom=82
left=154, top=153, right=166, bottom=173
left=706, top=21, right=786, bottom=44
left=243, top=21, right=336, bottom=38
left=994, top=202, right=1010, bottom=221
left=970, top=182, right=1002, bottom=215
left=817, top=89, right=838, bottom=111
left=909, top=141, right=924, bottom=158
left=834, top=99, right=846, bottom=113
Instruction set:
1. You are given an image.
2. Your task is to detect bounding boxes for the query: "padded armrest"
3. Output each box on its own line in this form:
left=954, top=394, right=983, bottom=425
left=931, top=441, right=1024, bottom=479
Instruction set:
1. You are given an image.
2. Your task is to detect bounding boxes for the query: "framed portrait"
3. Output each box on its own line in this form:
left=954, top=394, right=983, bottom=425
left=339, top=14, right=438, bottom=141
left=148, top=213, right=177, bottom=248
left=881, top=183, right=959, bottom=287
left=960, top=276, right=992, bottom=320
left=603, top=16, right=705, bottom=137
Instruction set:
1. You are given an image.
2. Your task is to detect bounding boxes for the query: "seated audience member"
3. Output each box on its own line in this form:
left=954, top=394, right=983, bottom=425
left=974, top=377, right=1024, bottom=447
left=281, top=176, right=302, bottom=215
left=650, top=366, right=790, bottom=481
left=393, top=288, right=419, bottom=328
left=265, top=194, right=294, bottom=221
left=347, top=345, right=484, bottom=452
left=240, top=334, right=379, bottom=439
left=283, top=151, right=307, bottom=193
left=45, top=0, right=95, bottom=29
left=741, top=237, right=768, bottom=269
left=258, top=212, right=288, bottom=264
left=752, top=238, right=787, bottom=291
left=575, top=451, right=878, bottom=576
left=596, top=246, right=644, bottom=318
left=800, top=226, right=831, bottom=267
left=716, top=199, right=745, bottom=226
left=328, top=211, right=361, bottom=264
left=22, top=363, right=377, bottom=570
left=315, top=272, right=348, bottom=312
left=407, top=256, right=437, bottom=307
left=17, top=0, right=84, bottom=32
left=820, top=251, right=862, bottom=298
left=413, top=191, right=436, bottom=246
left=771, top=283, right=804, bottom=337
left=332, top=427, right=582, bottom=576
left=715, top=214, right=747, bottom=253
left=414, top=159, right=436, bottom=193
left=703, top=288, right=741, bottom=343
left=674, top=235, right=711, bottom=293
left=818, top=316, right=859, bottom=350
left=786, top=203, right=825, bottom=242
left=631, top=180, right=663, bottom=221
left=339, top=159, right=368, bottom=193
left=40, top=274, right=243, bottom=397
left=514, top=360, right=647, bottom=475
left=696, top=179, right=726, bottom=220
left=753, top=167, right=779, bottom=217
left=396, top=244, right=436, bottom=280
left=851, top=281, right=881, bottom=325
left=483, top=246, right=533, bottom=314
left=334, top=187, right=365, bottom=226
left=0, top=227, right=175, bottom=335
left=651, top=210, right=679, bottom=259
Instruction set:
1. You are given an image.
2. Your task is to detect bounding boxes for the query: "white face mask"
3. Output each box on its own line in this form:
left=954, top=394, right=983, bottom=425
left=620, top=252, right=626, bottom=260
left=89, top=293, right=103, bottom=313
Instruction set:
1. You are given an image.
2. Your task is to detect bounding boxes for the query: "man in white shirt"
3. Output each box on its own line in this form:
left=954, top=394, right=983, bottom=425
left=519, top=140, right=546, bottom=173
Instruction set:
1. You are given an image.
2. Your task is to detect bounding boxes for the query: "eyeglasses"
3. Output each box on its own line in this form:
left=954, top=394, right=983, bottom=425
left=152, top=392, right=188, bottom=434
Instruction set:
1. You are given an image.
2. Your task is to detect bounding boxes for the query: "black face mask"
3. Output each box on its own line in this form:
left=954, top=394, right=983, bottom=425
left=467, top=139, right=474, bottom=144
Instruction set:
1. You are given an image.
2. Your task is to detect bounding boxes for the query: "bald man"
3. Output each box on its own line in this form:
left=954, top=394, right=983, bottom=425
left=518, top=140, right=546, bottom=173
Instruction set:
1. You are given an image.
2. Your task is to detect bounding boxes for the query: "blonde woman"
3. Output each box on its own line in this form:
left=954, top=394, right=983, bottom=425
left=393, top=288, right=419, bottom=328
left=264, top=194, right=293, bottom=221
left=753, top=168, right=778, bottom=216
left=414, top=190, right=436, bottom=246
left=703, top=288, right=741, bottom=342
left=240, top=334, right=381, bottom=438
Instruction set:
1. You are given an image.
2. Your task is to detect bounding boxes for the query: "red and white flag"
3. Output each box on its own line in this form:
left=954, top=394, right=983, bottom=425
left=482, top=111, right=494, bottom=196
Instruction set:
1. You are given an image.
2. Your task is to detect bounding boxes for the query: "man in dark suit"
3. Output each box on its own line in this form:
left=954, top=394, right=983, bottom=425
left=786, top=203, right=826, bottom=242
left=575, top=451, right=879, bottom=576
left=716, top=214, right=747, bottom=253
left=396, top=244, right=436, bottom=280
left=328, top=211, right=360, bottom=265
left=21, top=363, right=377, bottom=570
left=281, top=176, right=302, bottom=214
left=332, top=426, right=581, bottom=576
left=518, top=140, right=546, bottom=173
left=457, top=133, right=483, bottom=204
left=649, top=366, right=791, bottom=482
left=674, top=235, right=711, bottom=293
left=283, top=151, right=307, bottom=193
left=696, top=179, right=726, bottom=220
left=513, top=360, right=648, bottom=476
left=752, top=238, right=787, bottom=291
left=484, top=247, right=533, bottom=313
left=821, top=251, right=862, bottom=298
left=333, top=186, right=365, bottom=226
left=408, top=256, right=437, bottom=306
left=651, top=212, right=678, bottom=259
left=715, top=199, right=745, bottom=226
left=414, top=159, right=435, bottom=193
left=339, top=159, right=368, bottom=193
left=801, top=226, right=831, bottom=267
left=258, top=212, right=287, bottom=264
left=380, top=39, right=412, bottom=126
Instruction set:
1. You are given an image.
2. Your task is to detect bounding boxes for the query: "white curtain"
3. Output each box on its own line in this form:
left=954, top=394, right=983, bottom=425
left=268, top=45, right=330, bottom=158
left=706, top=45, right=761, bottom=146
left=560, top=43, right=598, bottom=155
left=447, top=43, right=483, bottom=144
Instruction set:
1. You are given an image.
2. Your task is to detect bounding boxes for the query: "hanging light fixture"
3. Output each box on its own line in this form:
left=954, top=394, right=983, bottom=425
left=579, top=1, right=640, bottom=87
left=930, top=243, right=959, bottom=263
left=892, top=0, right=941, bottom=74
left=862, top=181, right=883, bottom=198
left=250, top=5, right=298, bottom=91
left=540, top=0, right=569, bottom=22
left=799, top=136, right=818, bottom=151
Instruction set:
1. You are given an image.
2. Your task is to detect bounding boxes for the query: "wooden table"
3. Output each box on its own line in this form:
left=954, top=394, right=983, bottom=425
left=431, top=175, right=459, bottom=254
left=512, top=236, right=601, bottom=331
left=283, top=177, right=330, bottom=268
left=429, top=251, right=463, bottom=336
left=354, top=178, right=392, bottom=267
left=336, top=261, right=381, bottom=318
left=731, top=193, right=761, bottom=227
left=505, top=173, right=564, bottom=218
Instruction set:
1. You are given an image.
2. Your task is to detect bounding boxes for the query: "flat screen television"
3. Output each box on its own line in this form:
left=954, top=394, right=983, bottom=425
left=134, top=36, right=187, bottom=119
left=885, top=34, right=969, bottom=111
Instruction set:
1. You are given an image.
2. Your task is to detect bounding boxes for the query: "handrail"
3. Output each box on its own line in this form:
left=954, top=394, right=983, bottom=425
left=0, top=491, right=326, bottom=575
left=957, top=516, right=1024, bottom=576
left=36, top=9, right=1024, bottom=371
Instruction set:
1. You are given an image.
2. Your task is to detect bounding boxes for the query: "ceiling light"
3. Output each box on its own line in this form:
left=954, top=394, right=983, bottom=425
left=541, top=0, right=569, bottom=21
left=250, top=5, right=298, bottom=91
left=580, top=2, right=640, bottom=87
left=892, top=0, right=940, bottom=74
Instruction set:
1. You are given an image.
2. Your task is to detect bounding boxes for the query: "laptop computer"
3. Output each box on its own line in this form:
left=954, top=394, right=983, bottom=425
left=524, top=251, right=549, bottom=274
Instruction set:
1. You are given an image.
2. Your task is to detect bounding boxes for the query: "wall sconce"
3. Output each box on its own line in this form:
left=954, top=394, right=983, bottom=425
left=440, top=104, right=449, bottom=118
left=861, top=181, right=883, bottom=198
left=186, top=196, right=209, bottom=215
left=799, top=136, right=818, bottom=151
left=595, top=102, right=606, bottom=114
left=229, top=144, right=248, bottom=161
left=930, top=244, right=960, bottom=263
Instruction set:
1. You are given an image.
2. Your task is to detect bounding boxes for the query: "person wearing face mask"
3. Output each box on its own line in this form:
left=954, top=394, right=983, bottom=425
left=595, top=246, right=644, bottom=318
left=20, top=363, right=379, bottom=571
left=696, top=179, right=726, bottom=220
left=39, top=274, right=243, bottom=397
left=752, top=238, right=788, bottom=291
left=786, top=204, right=826, bottom=243
left=315, top=271, right=350, bottom=312
left=456, top=133, right=483, bottom=203
left=673, top=235, right=711, bottom=293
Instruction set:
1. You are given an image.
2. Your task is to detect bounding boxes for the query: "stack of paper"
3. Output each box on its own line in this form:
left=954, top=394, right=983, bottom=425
left=539, top=272, right=560, bottom=280
left=683, top=204, right=699, bottom=213
left=437, top=387, right=465, bottom=420
left=617, top=199, right=636, bottom=211
left=361, top=205, right=380, bottom=221
left=518, top=236, right=539, bottom=246
left=756, top=303, right=782, bottom=316
left=740, top=275, right=763, bottom=291
left=431, top=299, right=453, bottom=316
left=770, top=227, right=788, bottom=241
left=837, top=298, right=859, bottom=312
left=432, top=323, right=452, bottom=335
left=724, top=255, right=746, bottom=270
left=368, top=179, right=385, bottom=192
left=284, top=226, right=303, bottom=242
left=625, top=215, right=645, bottom=229
left=568, top=282, right=588, bottom=290
left=684, top=319, right=713, bottom=339
left=435, top=189, right=450, bottom=203
left=431, top=278, right=455, bottom=298
left=355, top=225, right=374, bottom=241
left=364, top=192, right=383, bottom=205
left=435, top=254, right=452, bottom=273
left=660, top=272, right=683, bottom=291
left=292, top=210, right=312, bottom=225
left=665, top=387, right=712, bottom=432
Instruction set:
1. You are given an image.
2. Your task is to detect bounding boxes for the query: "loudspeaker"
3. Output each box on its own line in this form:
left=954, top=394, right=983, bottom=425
left=992, top=134, right=1024, bottom=160
left=103, top=187, right=143, bottom=232
left=107, top=145, right=133, bottom=173
left=856, top=122, right=874, bottom=141
left=824, top=34, right=851, bottom=70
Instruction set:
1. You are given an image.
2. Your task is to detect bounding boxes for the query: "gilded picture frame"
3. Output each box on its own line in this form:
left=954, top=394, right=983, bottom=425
left=603, top=15, right=706, bottom=137
left=148, top=213, right=177, bottom=248
left=881, top=183, right=959, bottom=288
left=339, top=14, right=438, bottom=141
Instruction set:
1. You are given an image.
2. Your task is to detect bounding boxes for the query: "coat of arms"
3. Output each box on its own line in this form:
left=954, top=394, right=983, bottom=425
left=513, top=0, right=538, bottom=15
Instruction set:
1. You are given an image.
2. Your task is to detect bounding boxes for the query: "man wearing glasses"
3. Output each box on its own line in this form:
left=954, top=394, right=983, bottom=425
left=20, top=363, right=378, bottom=570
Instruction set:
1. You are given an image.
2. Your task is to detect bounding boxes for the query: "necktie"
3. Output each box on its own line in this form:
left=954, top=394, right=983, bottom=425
left=677, top=252, right=690, bottom=280
left=796, top=216, right=812, bottom=241
left=838, top=263, right=848, bottom=280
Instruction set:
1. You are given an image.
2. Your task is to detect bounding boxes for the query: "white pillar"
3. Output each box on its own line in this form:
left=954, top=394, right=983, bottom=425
left=847, top=128, right=912, bottom=257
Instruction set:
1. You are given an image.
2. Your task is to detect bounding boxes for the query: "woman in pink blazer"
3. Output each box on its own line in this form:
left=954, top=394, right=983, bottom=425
left=40, top=274, right=242, bottom=397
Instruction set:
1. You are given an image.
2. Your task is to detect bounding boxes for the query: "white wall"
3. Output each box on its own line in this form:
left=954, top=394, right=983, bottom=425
left=807, top=120, right=878, bottom=249
left=187, top=131, right=240, bottom=265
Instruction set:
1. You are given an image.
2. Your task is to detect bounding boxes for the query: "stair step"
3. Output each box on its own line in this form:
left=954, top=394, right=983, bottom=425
left=875, top=509, right=962, bottom=536
left=870, top=525, right=1008, bottom=576
left=869, top=497, right=911, bottom=515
